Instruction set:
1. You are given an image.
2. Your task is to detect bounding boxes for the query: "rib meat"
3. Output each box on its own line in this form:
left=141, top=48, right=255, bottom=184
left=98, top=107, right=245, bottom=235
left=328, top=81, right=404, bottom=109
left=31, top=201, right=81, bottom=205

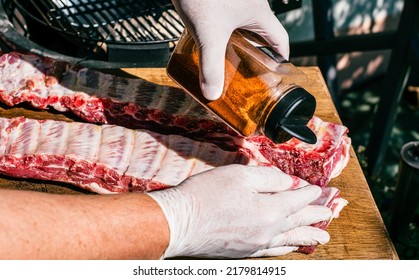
left=0, top=116, right=260, bottom=193
left=0, top=116, right=348, bottom=254
left=0, top=52, right=351, bottom=187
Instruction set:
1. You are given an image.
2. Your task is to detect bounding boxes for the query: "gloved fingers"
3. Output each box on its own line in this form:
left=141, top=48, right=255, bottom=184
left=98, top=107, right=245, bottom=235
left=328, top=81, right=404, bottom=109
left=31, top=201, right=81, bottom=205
left=268, top=226, right=330, bottom=248
left=240, top=166, right=296, bottom=193
left=268, top=185, right=322, bottom=215
left=249, top=246, right=298, bottom=258
left=249, top=226, right=330, bottom=258
left=293, top=178, right=313, bottom=189
left=220, top=165, right=296, bottom=193
left=284, top=205, right=333, bottom=232
left=197, top=32, right=231, bottom=101
left=192, top=165, right=296, bottom=193
left=244, top=13, right=290, bottom=60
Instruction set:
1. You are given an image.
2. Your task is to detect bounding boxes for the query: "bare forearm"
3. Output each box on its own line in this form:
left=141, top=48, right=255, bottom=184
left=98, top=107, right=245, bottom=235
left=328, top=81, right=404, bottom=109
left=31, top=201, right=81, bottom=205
left=0, top=189, right=169, bottom=259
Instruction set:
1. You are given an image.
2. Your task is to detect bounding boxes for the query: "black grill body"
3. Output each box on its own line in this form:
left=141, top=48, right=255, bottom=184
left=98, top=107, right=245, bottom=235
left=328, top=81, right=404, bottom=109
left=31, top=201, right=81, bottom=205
left=0, top=0, right=302, bottom=68
left=0, top=0, right=184, bottom=67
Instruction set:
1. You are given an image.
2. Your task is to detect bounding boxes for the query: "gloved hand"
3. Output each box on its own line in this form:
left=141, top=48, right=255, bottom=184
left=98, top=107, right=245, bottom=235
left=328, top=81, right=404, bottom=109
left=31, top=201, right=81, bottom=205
left=171, top=0, right=289, bottom=100
left=148, top=165, right=332, bottom=259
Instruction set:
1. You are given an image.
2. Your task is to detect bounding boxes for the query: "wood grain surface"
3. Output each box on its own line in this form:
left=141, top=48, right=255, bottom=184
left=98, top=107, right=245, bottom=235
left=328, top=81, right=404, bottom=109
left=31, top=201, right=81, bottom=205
left=0, top=66, right=399, bottom=260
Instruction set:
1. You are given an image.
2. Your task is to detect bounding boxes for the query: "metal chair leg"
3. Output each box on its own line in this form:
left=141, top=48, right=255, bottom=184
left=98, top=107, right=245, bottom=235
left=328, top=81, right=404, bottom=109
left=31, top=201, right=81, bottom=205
left=390, top=141, right=419, bottom=240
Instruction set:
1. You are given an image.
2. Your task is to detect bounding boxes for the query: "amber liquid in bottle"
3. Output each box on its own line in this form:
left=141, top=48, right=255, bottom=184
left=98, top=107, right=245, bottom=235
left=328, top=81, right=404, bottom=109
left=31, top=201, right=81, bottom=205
left=167, top=29, right=316, bottom=143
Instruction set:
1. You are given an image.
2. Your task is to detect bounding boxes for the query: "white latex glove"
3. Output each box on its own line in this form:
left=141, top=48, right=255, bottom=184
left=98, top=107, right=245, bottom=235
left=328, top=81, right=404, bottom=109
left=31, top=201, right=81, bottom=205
left=148, top=165, right=332, bottom=259
left=171, top=0, right=289, bottom=100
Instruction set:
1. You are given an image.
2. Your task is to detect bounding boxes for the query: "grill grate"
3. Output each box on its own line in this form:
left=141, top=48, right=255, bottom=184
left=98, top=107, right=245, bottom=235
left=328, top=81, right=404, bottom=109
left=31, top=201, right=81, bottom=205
left=0, top=0, right=302, bottom=67
left=9, top=0, right=184, bottom=45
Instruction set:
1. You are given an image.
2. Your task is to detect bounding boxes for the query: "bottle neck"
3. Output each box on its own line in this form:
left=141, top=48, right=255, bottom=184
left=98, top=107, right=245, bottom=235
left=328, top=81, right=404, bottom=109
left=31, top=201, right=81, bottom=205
left=270, top=83, right=301, bottom=102
left=262, top=83, right=301, bottom=130
left=263, top=87, right=317, bottom=144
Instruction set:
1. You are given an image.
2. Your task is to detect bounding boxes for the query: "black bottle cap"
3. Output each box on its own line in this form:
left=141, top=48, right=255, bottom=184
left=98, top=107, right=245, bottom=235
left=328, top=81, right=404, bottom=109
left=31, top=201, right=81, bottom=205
left=264, top=87, right=317, bottom=144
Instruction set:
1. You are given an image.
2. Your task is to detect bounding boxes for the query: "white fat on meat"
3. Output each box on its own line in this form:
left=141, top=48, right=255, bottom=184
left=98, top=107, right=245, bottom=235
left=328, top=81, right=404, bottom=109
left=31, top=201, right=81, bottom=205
left=0, top=118, right=248, bottom=188
left=152, top=134, right=201, bottom=186
left=36, top=120, right=70, bottom=155
left=98, top=125, right=135, bottom=173
left=5, top=119, right=40, bottom=156
left=0, top=119, right=9, bottom=155
left=72, top=68, right=167, bottom=107
left=66, top=122, right=101, bottom=161
left=125, top=131, right=169, bottom=180
left=0, top=55, right=44, bottom=97
left=190, top=142, right=242, bottom=175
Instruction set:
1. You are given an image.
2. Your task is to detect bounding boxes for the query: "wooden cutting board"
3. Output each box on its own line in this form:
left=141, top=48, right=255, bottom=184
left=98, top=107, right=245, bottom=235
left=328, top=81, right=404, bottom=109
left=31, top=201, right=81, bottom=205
left=0, top=66, right=399, bottom=260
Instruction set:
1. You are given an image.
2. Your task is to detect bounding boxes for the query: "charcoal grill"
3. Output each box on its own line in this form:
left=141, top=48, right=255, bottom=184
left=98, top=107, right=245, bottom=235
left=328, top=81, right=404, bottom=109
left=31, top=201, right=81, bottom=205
left=0, top=0, right=302, bottom=68
left=0, top=0, right=184, bottom=67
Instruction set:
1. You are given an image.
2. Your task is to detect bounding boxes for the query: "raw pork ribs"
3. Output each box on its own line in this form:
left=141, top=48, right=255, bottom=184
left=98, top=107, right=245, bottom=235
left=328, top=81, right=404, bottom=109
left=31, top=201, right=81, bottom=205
left=0, top=52, right=351, bottom=187
left=0, top=52, right=351, bottom=254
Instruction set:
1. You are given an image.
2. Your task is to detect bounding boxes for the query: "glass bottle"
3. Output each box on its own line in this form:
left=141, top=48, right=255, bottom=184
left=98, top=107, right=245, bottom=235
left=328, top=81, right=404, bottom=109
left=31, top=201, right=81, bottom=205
left=166, top=29, right=317, bottom=144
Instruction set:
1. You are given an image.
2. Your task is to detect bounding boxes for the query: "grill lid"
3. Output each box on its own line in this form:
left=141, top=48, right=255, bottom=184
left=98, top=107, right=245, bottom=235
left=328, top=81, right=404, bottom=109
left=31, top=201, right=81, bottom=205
left=10, top=0, right=184, bottom=45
